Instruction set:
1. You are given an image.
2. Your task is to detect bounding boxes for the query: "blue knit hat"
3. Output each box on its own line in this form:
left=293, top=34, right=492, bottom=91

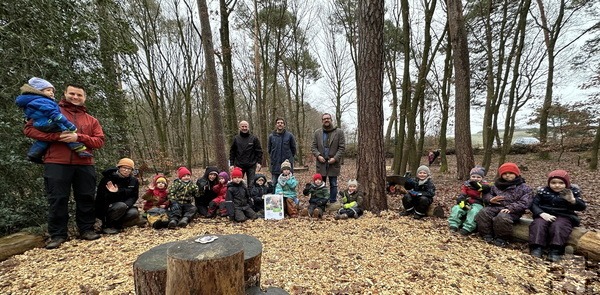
left=28, top=77, right=54, bottom=91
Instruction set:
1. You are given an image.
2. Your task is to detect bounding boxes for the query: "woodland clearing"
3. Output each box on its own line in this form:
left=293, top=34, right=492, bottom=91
left=0, top=152, right=598, bottom=294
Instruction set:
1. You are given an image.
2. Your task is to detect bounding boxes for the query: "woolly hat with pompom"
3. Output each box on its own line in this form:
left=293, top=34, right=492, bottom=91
left=280, top=159, right=292, bottom=171
left=470, top=166, right=486, bottom=177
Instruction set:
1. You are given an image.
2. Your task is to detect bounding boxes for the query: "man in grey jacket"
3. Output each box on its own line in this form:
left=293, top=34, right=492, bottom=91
left=311, top=113, right=345, bottom=203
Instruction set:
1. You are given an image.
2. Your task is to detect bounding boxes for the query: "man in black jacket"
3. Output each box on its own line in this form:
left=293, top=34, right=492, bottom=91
left=229, top=121, right=263, bottom=187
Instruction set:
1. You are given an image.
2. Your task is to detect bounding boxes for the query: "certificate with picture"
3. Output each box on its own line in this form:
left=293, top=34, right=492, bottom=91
left=263, top=194, right=284, bottom=220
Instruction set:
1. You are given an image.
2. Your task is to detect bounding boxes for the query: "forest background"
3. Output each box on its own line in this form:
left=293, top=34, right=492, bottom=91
left=1, top=0, right=600, bottom=236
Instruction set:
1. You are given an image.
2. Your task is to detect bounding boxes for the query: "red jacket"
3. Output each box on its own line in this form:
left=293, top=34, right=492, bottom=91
left=212, top=183, right=227, bottom=204
left=24, top=99, right=105, bottom=165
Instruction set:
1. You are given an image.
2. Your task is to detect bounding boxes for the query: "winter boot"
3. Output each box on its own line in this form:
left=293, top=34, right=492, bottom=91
left=530, top=246, right=543, bottom=258
left=178, top=217, right=189, bottom=227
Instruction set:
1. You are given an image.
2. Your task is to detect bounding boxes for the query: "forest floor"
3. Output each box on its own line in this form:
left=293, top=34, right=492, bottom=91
left=0, top=152, right=599, bottom=294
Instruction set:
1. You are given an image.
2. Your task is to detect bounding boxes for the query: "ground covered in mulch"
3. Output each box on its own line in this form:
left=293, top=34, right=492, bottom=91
left=0, top=152, right=598, bottom=294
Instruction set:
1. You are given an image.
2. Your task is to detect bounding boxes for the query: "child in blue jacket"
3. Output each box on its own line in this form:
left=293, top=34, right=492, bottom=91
left=15, top=77, right=92, bottom=163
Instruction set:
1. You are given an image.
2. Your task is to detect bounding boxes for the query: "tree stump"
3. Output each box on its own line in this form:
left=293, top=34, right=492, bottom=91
left=133, top=241, right=177, bottom=295
left=166, top=235, right=245, bottom=295
left=228, top=234, right=263, bottom=288
left=512, top=218, right=600, bottom=261
left=246, top=286, right=289, bottom=295
left=0, top=232, right=45, bottom=262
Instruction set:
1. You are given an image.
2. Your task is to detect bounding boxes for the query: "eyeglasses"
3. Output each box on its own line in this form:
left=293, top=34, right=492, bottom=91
left=322, top=117, right=332, bottom=121
left=120, top=167, right=133, bottom=171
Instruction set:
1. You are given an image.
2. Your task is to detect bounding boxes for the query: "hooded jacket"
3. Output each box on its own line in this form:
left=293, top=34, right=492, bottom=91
left=195, top=166, right=219, bottom=206
left=16, top=84, right=76, bottom=131
left=142, top=174, right=170, bottom=211
left=482, top=176, right=533, bottom=216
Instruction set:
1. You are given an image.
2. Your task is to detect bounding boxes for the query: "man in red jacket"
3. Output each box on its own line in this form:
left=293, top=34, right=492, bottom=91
left=24, top=84, right=105, bottom=249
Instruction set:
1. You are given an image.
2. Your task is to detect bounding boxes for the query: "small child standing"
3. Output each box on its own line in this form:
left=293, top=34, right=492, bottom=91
left=475, top=162, right=533, bottom=247
left=529, top=170, right=586, bottom=262
left=448, top=166, right=491, bottom=235
left=399, top=165, right=436, bottom=219
left=302, top=173, right=329, bottom=219
left=207, top=171, right=229, bottom=217
left=167, top=167, right=198, bottom=228
left=334, top=179, right=364, bottom=220
left=142, top=174, right=170, bottom=229
left=250, top=174, right=273, bottom=215
left=15, top=77, right=93, bottom=163
left=274, top=159, right=299, bottom=217
left=226, top=167, right=257, bottom=222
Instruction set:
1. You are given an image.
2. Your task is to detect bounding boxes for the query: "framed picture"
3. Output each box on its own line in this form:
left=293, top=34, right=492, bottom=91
left=263, top=194, right=284, bottom=220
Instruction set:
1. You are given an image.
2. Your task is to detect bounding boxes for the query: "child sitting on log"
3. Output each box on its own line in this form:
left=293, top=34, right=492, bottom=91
left=475, top=163, right=533, bottom=247
left=399, top=165, right=436, bottom=219
left=529, top=170, right=586, bottom=262
left=447, top=166, right=491, bottom=235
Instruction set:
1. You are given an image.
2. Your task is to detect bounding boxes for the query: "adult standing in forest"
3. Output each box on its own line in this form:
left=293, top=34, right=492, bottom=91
left=311, top=113, right=346, bottom=203
left=268, top=117, right=297, bottom=182
left=229, top=120, right=263, bottom=187
left=24, top=83, right=105, bottom=249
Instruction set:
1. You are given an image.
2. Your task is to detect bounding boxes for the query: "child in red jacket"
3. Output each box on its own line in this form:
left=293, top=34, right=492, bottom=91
left=208, top=171, right=229, bottom=217
left=142, top=174, right=170, bottom=228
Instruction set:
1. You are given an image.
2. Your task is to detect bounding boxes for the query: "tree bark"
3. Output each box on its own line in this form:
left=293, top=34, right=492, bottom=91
left=166, top=236, right=244, bottom=295
left=0, top=232, right=45, bottom=262
left=197, top=0, right=228, bottom=170
left=133, top=242, right=177, bottom=295
left=356, top=0, right=386, bottom=212
left=229, top=234, right=263, bottom=288
left=219, top=0, right=238, bottom=139
left=447, top=0, right=474, bottom=179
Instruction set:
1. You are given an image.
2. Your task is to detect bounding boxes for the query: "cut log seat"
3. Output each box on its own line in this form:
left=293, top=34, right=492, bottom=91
left=512, top=218, right=600, bottom=261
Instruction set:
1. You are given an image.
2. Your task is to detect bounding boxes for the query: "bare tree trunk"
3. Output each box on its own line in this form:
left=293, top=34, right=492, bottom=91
left=357, top=0, right=386, bottom=212
left=220, top=0, right=238, bottom=139
left=438, top=31, right=452, bottom=173
left=198, top=0, right=228, bottom=170
left=447, top=0, right=474, bottom=179
left=591, top=123, right=600, bottom=170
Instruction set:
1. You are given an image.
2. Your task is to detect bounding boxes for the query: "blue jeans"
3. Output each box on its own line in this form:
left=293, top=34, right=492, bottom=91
left=325, top=176, right=338, bottom=202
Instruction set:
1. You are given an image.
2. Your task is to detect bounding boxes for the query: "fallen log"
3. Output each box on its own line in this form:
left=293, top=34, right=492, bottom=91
left=0, top=232, right=45, bottom=262
left=512, top=218, right=600, bottom=261
left=132, top=241, right=177, bottom=295
left=166, top=235, right=244, bottom=295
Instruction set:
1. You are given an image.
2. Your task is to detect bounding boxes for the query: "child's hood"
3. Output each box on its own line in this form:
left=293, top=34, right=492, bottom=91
left=152, top=174, right=169, bottom=187
left=202, top=166, right=219, bottom=179
left=15, top=85, right=54, bottom=107
left=253, top=173, right=267, bottom=185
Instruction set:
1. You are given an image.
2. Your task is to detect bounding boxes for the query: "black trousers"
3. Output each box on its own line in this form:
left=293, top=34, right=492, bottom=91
left=44, top=164, right=97, bottom=239
left=529, top=216, right=573, bottom=249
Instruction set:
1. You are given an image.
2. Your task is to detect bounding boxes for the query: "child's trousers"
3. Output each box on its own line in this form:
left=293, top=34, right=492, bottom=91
left=448, top=203, right=483, bottom=233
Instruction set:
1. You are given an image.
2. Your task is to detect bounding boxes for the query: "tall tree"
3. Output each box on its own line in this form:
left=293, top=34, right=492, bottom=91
left=357, top=0, right=386, bottom=212
left=447, top=0, right=474, bottom=179
left=219, top=0, right=238, bottom=139
left=198, top=0, right=228, bottom=170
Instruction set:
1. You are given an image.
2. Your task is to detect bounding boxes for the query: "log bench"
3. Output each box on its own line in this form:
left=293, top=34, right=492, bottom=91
left=512, top=218, right=600, bottom=261
left=0, top=232, right=45, bottom=262
left=133, top=234, right=288, bottom=295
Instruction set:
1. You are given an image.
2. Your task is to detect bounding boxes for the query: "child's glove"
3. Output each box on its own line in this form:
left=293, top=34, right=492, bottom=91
left=302, top=183, right=311, bottom=196
left=408, top=190, right=420, bottom=197
left=560, top=189, right=576, bottom=204
left=343, top=201, right=357, bottom=209
left=456, top=196, right=470, bottom=210
left=539, top=212, right=556, bottom=222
